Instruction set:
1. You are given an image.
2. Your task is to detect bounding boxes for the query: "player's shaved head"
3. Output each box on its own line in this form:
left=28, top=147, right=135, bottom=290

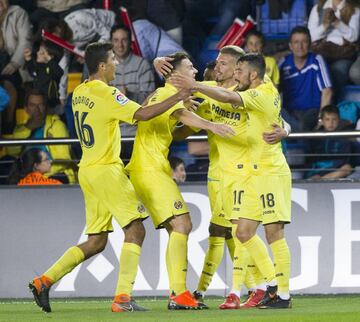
left=237, top=53, right=266, bottom=79
left=85, top=42, right=114, bottom=75
left=220, top=45, right=245, bottom=61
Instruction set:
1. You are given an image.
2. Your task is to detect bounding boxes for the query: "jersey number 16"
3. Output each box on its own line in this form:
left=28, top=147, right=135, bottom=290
left=74, top=111, right=95, bottom=148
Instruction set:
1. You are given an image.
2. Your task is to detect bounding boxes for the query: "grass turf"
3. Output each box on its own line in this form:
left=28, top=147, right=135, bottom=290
left=1, top=296, right=359, bottom=322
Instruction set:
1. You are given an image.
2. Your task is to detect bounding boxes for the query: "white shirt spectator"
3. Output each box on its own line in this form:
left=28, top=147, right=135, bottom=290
left=308, top=0, right=360, bottom=46
left=64, top=9, right=115, bottom=49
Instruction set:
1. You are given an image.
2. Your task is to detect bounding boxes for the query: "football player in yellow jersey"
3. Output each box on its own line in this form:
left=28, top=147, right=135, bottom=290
left=170, top=53, right=292, bottom=309
left=158, top=47, right=289, bottom=309
left=126, top=52, right=234, bottom=310
left=28, top=42, right=193, bottom=314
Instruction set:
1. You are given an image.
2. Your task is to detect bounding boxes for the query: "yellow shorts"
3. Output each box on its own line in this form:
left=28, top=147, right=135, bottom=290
left=208, top=178, right=231, bottom=228
left=222, top=174, right=291, bottom=225
left=129, top=170, right=189, bottom=228
left=79, top=164, right=148, bottom=234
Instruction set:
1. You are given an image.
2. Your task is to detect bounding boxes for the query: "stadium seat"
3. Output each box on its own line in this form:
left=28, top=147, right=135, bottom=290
left=338, top=85, right=360, bottom=103
left=198, top=35, right=221, bottom=74
left=258, top=0, right=308, bottom=40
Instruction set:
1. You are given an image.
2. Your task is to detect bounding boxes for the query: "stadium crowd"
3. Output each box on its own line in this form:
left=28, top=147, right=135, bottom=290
left=0, top=0, right=359, bottom=184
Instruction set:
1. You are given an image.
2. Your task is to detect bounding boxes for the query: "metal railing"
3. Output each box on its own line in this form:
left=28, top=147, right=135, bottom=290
left=2, top=131, right=360, bottom=146
left=1, top=131, right=360, bottom=182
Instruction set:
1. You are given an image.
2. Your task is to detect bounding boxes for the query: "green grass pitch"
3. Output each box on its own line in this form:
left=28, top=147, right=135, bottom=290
left=1, top=296, right=360, bottom=322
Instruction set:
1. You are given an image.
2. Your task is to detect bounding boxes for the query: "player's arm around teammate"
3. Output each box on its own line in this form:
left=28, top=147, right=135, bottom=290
left=171, top=54, right=293, bottom=309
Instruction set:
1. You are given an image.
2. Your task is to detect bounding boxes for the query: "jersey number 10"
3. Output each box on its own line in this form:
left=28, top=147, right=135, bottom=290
left=74, top=111, right=95, bottom=148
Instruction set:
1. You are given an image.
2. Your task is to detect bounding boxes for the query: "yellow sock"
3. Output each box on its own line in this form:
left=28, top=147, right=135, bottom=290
left=246, top=257, right=265, bottom=287
left=232, top=238, right=249, bottom=292
left=115, top=243, right=141, bottom=296
left=244, top=257, right=257, bottom=290
left=270, top=238, right=290, bottom=296
left=44, top=246, right=85, bottom=283
left=168, top=232, right=188, bottom=294
left=242, top=235, right=276, bottom=283
left=197, top=236, right=225, bottom=292
left=225, top=237, right=235, bottom=260
left=166, top=239, right=173, bottom=293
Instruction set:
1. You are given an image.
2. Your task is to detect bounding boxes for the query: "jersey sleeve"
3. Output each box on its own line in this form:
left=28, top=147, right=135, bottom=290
left=237, top=89, right=264, bottom=112
left=107, top=87, right=141, bottom=124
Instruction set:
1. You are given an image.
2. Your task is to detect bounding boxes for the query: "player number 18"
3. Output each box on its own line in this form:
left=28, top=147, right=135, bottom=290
left=260, top=193, right=275, bottom=208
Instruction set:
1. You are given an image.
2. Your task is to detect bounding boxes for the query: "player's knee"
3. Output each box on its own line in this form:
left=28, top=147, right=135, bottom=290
left=236, top=227, right=252, bottom=243
left=124, top=219, right=146, bottom=246
left=89, top=237, right=107, bottom=254
left=265, top=230, right=281, bottom=245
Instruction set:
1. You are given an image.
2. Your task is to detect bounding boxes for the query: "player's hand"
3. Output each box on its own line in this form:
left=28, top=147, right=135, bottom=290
left=183, top=96, right=200, bottom=112
left=153, top=56, right=174, bottom=76
left=177, top=88, right=192, bottom=101
left=1, top=62, right=17, bottom=75
left=209, top=123, right=235, bottom=138
left=169, top=73, right=197, bottom=91
left=263, top=124, right=287, bottom=144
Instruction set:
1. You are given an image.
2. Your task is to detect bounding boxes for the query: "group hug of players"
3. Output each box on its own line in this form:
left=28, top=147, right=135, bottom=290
left=28, top=41, right=292, bottom=313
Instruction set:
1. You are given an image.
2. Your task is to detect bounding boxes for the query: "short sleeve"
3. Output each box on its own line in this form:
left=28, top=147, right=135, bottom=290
left=237, top=89, right=263, bottom=112
left=107, top=87, right=141, bottom=124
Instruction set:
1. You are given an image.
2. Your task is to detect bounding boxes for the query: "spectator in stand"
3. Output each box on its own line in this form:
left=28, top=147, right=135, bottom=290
left=63, top=8, right=115, bottom=50
left=125, top=3, right=186, bottom=61
left=306, top=105, right=352, bottom=179
left=122, top=0, right=185, bottom=45
left=349, top=52, right=360, bottom=85
left=308, top=0, right=360, bottom=97
left=279, top=26, right=333, bottom=132
left=8, top=148, right=62, bottom=185
left=109, top=25, right=155, bottom=104
left=24, top=41, right=64, bottom=109
left=5, top=89, right=76, bottom=183
left=245, top=29, right=280, bottom=86
left=169, top=156, right=186, bottom=183
left=30, top=0, right=89, bottom=33
left=0, top=0, right=32, bottom=133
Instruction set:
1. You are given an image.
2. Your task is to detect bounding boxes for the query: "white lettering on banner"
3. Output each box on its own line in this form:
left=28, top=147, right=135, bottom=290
left=331, top=189, right=360, bottom=287
left=53, top=189, right=360, bottom=293
left=290, top=237, right=321, bottom=290
left=291, top=188, right=308, bottom=212
left=289, top=189, right=322, bottom=290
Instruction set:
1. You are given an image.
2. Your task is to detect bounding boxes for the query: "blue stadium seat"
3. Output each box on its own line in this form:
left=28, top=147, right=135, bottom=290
left=259, top=0, right=308, bottom=40
left=198, top=35, right=220, bottom=74
left=338, top=85, right=360, bottom=103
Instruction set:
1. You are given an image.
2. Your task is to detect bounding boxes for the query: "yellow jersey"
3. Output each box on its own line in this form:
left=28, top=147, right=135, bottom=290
left=126, top=83, right=185, bottom=173
left=207, top=86, right=249, bottom=176
left=237, top=81, right=289, bottom=175
left=72, top=79, right=140, bottom=168
left=193, top=99, right=219, bottom=180
left=265, top=56, right=280, bottom=86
